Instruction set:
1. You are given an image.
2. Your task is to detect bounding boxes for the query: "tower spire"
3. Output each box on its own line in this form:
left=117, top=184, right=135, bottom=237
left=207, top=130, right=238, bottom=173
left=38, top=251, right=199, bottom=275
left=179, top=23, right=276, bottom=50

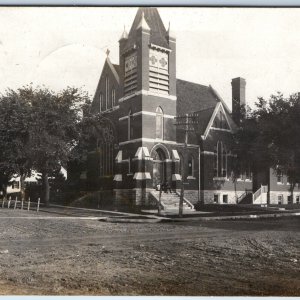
left=166, top=21, right=176, bottom=39
left=119, top=25, right=128, bottom=41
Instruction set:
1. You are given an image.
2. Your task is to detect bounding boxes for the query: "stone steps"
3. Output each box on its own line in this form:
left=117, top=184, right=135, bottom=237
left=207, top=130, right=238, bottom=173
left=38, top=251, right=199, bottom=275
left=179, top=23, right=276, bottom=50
left=151, top=191, right=194, bottom=212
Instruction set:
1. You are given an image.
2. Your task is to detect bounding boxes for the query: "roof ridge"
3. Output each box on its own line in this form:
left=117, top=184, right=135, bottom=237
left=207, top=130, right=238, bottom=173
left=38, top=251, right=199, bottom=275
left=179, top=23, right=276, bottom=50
left=176, top=78, right=210, bottom=89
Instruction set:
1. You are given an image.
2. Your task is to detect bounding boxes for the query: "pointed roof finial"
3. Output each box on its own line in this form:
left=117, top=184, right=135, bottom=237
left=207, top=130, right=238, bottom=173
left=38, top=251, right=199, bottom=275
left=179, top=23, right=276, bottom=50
left=119, top=25, right=128, bottom=41
left=136, top=11, right=150, bottom=31
left=106, top=48, right=110, bottom=57
left=166, top=21, right=176, bottom=39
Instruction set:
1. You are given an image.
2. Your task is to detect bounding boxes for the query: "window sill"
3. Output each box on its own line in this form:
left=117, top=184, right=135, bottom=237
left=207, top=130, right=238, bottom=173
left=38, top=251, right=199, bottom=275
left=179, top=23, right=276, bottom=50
left=213, top=177, right=229, bottom=181
left=277, top=182, right=284, bottom=185
left=187, top=176, right=196, bottom=180
left=127, top=173, right=133, bottom=176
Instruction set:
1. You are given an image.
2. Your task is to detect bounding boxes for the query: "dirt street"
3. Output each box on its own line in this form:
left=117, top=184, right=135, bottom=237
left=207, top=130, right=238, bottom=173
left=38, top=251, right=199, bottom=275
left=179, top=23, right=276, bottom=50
left=0, top=210, right=299, bottom=296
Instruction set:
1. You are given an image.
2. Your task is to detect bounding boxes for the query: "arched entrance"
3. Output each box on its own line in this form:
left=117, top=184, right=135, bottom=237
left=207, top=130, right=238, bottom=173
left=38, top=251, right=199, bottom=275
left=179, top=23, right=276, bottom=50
left=152, top=148, right=166, bottom=188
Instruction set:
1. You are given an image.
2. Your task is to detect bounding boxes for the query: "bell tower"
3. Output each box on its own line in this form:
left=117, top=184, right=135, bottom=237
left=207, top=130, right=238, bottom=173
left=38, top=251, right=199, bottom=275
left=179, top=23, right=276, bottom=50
left=119, top=8, right=176, bottom=98
left=115, top=8, right=178, bottom=207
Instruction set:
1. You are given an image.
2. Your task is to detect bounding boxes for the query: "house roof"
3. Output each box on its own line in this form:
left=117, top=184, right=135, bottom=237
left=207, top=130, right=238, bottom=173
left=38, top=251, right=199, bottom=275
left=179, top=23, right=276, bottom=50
left=126, top=7, right=170, bottom=49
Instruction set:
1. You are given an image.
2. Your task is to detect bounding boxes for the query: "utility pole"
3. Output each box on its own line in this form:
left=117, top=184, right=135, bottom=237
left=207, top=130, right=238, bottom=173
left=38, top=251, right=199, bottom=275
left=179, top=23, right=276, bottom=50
left=175, top=113, right=200, bottom=217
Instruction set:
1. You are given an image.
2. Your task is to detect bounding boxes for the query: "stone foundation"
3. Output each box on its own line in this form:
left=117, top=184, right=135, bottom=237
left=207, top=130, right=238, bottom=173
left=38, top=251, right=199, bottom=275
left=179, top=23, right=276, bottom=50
left=114, top=188, right=157, bottom=208
left=202, top=190, right=245, bottom=204
left=269, top=191, right=300, bottom=205
left=114, top=188, right=256, bottom=208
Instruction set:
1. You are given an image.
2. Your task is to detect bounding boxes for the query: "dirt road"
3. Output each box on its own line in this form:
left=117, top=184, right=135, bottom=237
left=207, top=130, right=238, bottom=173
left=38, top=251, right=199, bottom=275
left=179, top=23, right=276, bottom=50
left=0, top=210, right=299, bottom=295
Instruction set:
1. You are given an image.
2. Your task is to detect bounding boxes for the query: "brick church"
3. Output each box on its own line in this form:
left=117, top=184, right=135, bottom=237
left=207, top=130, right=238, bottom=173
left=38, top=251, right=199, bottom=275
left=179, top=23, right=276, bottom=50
left=81, top=7, right=300, bottom=208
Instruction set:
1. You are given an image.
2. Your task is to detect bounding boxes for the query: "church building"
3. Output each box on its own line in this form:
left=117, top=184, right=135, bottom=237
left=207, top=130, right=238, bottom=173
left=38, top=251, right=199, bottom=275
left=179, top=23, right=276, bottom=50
left=84, top=7, right=253, bottom=209
left=84, top=7, right=299, bottom=209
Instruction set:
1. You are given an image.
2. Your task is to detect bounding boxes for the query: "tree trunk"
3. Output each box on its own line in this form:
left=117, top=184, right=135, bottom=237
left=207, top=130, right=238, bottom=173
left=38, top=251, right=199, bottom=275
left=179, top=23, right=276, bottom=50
left=20, top=173, right=26, bottom=202
left=179, top=182, right=184, bottom=218
left=1, top=183, right=7, bottom=200
left=290, top=182, right=295, bottom=204
left=42, top=172, right=50, bottom=207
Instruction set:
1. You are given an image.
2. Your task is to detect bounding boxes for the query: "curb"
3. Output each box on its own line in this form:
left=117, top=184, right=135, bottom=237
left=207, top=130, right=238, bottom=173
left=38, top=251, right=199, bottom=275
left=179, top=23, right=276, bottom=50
left=169, top=211, right=300, bottom=222
left=102, top=217, right=163, bottom=224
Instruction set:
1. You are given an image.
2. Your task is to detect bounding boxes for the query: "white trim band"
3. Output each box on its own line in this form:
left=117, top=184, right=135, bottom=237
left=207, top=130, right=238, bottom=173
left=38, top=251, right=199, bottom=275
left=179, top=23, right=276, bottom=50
left=119, top=138, right=198, bottom=148
left=133, top=172, right=152, bottom=180
left=119, top=110, right=175, bottom=121
left=119, top=89, right=177, bottom=103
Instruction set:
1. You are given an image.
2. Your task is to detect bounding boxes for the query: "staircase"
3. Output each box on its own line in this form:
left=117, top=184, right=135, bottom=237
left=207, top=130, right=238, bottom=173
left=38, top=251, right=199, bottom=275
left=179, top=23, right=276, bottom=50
left=252, top=185, right=268, bottom=205
left=150, top=190, right=195, bottom=213
left=237, top=190, right=253, bottom=204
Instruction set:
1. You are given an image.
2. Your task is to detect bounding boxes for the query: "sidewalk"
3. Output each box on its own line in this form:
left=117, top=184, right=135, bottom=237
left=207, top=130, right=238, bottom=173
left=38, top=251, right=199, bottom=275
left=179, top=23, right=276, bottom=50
left=36, top=204, right=300, bottom=223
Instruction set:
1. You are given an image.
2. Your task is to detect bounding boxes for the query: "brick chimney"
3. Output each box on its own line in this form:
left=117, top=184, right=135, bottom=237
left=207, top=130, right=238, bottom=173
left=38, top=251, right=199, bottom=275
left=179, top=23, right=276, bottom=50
left=231, top=77, right=246, bottom=125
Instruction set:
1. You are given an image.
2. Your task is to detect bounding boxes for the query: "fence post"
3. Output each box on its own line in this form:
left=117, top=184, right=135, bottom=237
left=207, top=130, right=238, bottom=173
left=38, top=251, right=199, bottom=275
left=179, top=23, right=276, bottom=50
left=2, top=197, right=5, bottom=208
left=27, top=197, right=30, bottom=211
left=21, top=198, right=24, bottom=210
left=8, top=196, right=11, bottom=209
left=37, top=198, right=40, bottom=212
left=14, top=196, right=18, bottom=210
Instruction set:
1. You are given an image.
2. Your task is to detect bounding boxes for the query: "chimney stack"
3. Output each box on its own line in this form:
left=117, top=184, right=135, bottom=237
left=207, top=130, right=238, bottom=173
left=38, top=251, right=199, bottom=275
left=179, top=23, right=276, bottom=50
left=231, top=77, right=246, bottom=125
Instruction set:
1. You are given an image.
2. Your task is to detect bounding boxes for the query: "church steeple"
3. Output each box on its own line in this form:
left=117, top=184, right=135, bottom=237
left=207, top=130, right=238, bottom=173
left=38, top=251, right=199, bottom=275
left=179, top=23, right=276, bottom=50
left=126, top=7, right=170, bottom=49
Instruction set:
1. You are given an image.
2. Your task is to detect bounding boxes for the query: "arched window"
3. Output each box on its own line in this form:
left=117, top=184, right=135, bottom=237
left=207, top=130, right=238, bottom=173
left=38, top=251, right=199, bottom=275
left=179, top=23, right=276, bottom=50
left=215, top=141, right=227, bottom=178
left=98, top=123, right=115, bottom=177
left=213, top=145, right=218, bottom=177
left=156, top=106, right=164, bottom=139
left=111, top=88, right=116, bottom=107
left=128, top=109, right=133, bottom=140
left=222, top=144, right=227, bottom=177
left=105, top=76, right=110, bottom=109
left=188, top=156, right=194, bottom=177
left=99, top=93, right=103, bottom=112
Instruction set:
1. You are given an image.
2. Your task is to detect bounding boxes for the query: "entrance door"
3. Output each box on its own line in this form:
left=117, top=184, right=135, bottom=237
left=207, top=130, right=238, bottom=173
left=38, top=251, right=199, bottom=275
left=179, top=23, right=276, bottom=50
left=152, top=149, right=166, bottom=188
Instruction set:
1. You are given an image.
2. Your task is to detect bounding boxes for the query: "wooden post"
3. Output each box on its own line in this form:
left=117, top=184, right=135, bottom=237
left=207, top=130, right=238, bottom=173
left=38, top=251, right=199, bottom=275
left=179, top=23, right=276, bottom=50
left=37, top=197, right=40, bottom=212
left=8, top=196, right=11, bottom=209
left=14, top=196, right=18, bottom=210
left=21, top=198, right=24, bottom=210
left=158, top=188, right=162, bottom=216
left=27, top=197, right=30, bottom=211
left=2, top=197, right=5, bottom=209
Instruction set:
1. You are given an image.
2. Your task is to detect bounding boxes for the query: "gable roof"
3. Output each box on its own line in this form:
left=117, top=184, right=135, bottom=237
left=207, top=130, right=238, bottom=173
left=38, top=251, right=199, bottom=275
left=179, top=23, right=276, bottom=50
left=126, top=7, right=170, bottom=49
left=176, top=79, right=237, bottom=137
left=176, top=79, right=218, bottom=115
left=112, top=64, right=121, bottom=78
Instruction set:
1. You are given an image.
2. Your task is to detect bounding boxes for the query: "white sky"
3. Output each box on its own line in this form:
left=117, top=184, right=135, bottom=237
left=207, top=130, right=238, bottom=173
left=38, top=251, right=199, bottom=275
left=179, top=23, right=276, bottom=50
left=0, top=7, right=300, bottom=109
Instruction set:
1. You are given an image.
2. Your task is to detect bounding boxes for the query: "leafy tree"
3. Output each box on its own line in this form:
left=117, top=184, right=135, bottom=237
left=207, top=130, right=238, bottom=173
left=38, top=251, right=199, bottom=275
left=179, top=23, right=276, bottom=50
left=0, top=85, right=89, bottom=206
left=234, top=92, right=300, bottom=203
left=256, top=92, right=300, bottom=202
left=0, top=88, right=33, bottom=200
left=27, top=86, right=88, bottom=206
